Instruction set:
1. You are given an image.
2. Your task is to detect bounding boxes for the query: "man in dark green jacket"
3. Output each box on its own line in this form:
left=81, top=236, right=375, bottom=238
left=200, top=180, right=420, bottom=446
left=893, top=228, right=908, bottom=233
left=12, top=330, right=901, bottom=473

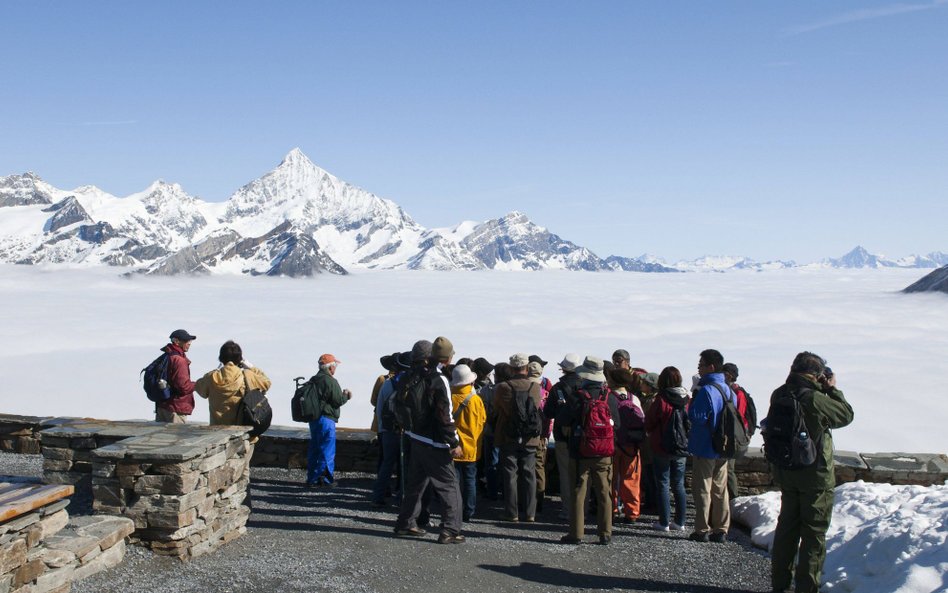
left=769, top=352, right=854, bottom=593
left=306, top=354, right=351, bottom=487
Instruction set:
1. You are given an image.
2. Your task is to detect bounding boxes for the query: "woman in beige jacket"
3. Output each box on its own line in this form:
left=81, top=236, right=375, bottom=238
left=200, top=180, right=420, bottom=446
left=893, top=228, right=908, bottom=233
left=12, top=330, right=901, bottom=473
left=195, top=340, right=271, bottom=425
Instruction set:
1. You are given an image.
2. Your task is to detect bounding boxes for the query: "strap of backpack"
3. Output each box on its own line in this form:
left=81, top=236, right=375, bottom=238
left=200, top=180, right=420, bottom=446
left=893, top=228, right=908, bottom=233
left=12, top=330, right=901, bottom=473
left=455, top=392, right=474, bottom=416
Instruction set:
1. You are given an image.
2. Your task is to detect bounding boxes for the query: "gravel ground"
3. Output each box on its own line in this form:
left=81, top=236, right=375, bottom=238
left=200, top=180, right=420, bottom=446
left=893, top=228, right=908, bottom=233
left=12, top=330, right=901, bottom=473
left=2, top=452, right=773, bottom=593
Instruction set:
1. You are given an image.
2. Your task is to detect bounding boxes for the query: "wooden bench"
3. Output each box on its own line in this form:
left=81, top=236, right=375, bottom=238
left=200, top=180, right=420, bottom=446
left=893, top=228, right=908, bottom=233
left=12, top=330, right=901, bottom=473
left=0, top=476, right=73, bottom=523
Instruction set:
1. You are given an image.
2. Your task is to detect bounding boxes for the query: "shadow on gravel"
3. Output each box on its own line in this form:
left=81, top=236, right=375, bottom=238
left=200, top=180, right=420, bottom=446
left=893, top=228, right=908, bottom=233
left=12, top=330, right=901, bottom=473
left=479, top=562, right=763, bottom=593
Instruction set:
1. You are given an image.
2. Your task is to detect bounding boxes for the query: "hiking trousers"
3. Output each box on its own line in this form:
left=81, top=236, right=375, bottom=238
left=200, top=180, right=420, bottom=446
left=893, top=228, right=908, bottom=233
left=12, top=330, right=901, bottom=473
left=771, top=486, right=834, bottom=593
left=396, top=440, right=463, bottom=536
left=612, top=447, right=641, bottom=519
left=307, top=417, right=337, bottom=485
left=569, top=456, right=613, bottom=540
left=691, top=456, right=730, bottom=535
left=499, top=443, right=537, bottom=519
left=554, top=440, right=573, bottom=518
left=535, top=438, right=548, bottom=495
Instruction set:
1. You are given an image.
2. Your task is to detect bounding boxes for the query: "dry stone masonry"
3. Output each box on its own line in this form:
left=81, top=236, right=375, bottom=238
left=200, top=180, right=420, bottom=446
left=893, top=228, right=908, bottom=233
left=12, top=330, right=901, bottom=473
left=0, top=477, right=133, bottom=593
left=37, top=419, right=254, bottom=560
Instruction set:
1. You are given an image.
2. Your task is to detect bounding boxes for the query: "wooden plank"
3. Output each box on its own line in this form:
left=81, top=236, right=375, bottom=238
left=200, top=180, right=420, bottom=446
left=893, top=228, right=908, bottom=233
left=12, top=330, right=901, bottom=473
left=0, top=480, right=73, bottom=523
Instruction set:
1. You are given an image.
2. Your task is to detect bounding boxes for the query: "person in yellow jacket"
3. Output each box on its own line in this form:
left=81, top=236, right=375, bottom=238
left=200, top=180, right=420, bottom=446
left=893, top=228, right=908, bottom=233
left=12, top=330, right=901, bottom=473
left=451, top=364, right=487, bottom=522
left=195, top=340, right=272, bottom=428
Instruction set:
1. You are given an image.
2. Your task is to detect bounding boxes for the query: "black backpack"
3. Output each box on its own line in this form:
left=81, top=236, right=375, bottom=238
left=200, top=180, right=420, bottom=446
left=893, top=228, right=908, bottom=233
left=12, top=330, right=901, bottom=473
left=506, top=382, right=542, bottom=444
left=710, top=383, right=751, bottom=458
left=141, top=353, right=176, bottom=403
left=762, top=389, right=819, bottom=470
left=661, top=398, right=691, bottom=457
left=393, top=368, right=428, bottom=433
left=237, top=372, right=272, bottom=438
left=735, top=385, right=759, bottom=437
left=378, top=375, right=401, bottom=432
left=291, top=376, right=322, bottom=423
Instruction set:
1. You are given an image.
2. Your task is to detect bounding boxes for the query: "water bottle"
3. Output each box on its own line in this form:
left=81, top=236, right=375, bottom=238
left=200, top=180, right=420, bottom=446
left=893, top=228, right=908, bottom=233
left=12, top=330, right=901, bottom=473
left=799, top=431, right=808, bottom=441
left=158, top=378, right=168, bottom=390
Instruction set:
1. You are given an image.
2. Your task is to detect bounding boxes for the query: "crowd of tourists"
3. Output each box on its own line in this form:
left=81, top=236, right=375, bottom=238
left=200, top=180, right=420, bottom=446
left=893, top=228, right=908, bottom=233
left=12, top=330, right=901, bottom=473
left=145, top=329, right=853, bottom=593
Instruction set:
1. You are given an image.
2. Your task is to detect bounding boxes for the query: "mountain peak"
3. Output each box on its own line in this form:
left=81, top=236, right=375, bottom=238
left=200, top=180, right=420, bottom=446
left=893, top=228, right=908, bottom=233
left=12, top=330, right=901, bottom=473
left=280, top=147, right=315, bottom=168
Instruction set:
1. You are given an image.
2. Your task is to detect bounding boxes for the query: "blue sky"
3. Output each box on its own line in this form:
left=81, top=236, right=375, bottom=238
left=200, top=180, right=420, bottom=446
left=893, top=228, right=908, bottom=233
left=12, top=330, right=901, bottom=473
left=1, top=1, right=946, bottom=262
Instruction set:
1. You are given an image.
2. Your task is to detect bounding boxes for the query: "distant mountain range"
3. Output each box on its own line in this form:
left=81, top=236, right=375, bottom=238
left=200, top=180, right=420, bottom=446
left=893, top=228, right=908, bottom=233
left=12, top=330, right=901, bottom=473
left=1, top=149, right=945, bottom=277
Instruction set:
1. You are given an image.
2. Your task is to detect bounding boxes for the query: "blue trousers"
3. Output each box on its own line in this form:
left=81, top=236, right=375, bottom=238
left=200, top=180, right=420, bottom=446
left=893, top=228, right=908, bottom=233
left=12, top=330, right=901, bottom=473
left=454, top=461, right=478, bottom=520
left=654, top=454, right=687, bottom=527
left=307, top=416, right=336, bottom=485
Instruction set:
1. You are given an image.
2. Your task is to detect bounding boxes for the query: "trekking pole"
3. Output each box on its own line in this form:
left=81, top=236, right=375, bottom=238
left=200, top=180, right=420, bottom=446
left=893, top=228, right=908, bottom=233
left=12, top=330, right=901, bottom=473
left=294, top=376, right=305, bottom=390
left=399, top=430, right=406, bottom=498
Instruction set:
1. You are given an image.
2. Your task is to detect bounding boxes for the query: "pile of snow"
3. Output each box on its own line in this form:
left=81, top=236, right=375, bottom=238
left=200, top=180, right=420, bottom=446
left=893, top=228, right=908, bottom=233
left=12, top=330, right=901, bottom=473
left=733, top=481, right=948, bottom=593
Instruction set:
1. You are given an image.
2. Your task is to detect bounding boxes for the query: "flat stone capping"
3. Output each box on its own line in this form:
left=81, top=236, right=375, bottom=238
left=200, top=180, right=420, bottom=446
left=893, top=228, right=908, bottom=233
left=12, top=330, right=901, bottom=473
left=0, top=477, right=73, bottom=523
left=31, top=418, right=255, bottom=560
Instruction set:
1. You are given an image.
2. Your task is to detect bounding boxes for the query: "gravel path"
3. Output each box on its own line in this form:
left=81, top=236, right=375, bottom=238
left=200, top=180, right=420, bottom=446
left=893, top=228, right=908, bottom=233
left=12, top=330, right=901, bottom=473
left=2, top=453, right=773, bottom=593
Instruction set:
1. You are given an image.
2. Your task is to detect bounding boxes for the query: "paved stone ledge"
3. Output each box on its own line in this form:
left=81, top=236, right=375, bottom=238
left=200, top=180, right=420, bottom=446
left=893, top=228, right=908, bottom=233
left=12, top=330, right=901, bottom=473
left=1, top=477, right=133, bottom=593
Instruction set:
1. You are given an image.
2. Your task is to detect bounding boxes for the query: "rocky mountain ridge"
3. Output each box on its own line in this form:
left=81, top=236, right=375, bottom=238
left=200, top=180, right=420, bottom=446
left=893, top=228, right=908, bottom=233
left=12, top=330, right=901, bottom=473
left=0, top=150, right=943, bottom=277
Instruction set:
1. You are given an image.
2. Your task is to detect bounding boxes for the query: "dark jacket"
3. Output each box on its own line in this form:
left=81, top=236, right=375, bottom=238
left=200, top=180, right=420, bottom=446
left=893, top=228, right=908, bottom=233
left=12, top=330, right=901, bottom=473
left=770, top=373, right=854, bottom=491
left=490, top=377, right=542, bottom=448
left=544, top=372, right=581, bottom=442
left=407, top=365, right=460, bottom=449
left=312, top=369, right=348, bottom=422
left=645, top=386, right=691, bottom=457
left=158, top=343, right=195, bottom=415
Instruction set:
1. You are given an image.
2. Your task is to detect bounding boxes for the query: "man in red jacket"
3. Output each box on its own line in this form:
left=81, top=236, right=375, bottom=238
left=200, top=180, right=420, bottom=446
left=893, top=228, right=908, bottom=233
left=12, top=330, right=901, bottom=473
left=155, top=329, right=197, bottom=423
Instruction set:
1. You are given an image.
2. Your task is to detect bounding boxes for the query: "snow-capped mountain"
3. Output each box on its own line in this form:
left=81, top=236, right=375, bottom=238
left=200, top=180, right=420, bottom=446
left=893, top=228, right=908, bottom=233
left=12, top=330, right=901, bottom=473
left=1, top=153, right=943, bottom=276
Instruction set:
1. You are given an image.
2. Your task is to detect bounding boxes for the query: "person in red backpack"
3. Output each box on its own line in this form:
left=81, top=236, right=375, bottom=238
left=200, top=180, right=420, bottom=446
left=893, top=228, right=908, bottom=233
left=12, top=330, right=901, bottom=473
left=607, top=368, right=645, bottom=524
left=155, top=329, right=197, bottom=423
left=560, top=356, right=618, bottom=545
left=723, top=362, right=753, bottom=499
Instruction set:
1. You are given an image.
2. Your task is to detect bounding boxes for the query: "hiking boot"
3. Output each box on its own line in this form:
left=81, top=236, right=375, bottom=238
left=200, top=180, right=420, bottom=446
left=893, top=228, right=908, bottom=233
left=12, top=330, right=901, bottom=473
left=599, top=534, right=611, bottom=545
left=651, top=522, right=669, bottom=532
left=670, top=521, right=686, bottom=531
left=437, top=533, right=466, bottom=544
left=688, top=531, right=710, bottom=543
left=395, top=527, right=426, bottom=538
left=524, top=516, right=536, bottom=523
left=501, top=515, right=519, bottom=522
left=709, top=532, right=728, bottom=543
left=559, top=535, right=582, bottom=545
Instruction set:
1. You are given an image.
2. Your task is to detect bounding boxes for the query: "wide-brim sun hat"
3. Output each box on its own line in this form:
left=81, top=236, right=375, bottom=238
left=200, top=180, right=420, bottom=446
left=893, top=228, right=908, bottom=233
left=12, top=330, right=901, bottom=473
left=450, top=364, right=477, bottom=387
left=576, top=356, right=606, bottom=382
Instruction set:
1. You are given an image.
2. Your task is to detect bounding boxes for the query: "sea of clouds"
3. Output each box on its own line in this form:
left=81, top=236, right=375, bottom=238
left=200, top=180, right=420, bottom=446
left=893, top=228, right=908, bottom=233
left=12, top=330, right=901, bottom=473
left=1, top=265, right=945, bottom=454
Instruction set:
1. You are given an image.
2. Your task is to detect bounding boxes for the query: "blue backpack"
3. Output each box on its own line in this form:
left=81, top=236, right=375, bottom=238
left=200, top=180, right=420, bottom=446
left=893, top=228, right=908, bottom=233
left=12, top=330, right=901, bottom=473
left=141, top=353, right=176, bottom=402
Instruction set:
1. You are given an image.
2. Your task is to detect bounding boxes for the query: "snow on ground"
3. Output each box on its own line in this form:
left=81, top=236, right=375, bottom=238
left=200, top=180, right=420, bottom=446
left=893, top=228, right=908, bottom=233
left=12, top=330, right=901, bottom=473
left=732, top=481, right=948, bottom=593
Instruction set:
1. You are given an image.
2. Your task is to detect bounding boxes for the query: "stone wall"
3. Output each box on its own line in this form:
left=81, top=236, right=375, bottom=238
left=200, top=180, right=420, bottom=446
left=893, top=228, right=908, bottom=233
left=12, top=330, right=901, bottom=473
left=0, top=479, right=134, bottom=593
left=2, top=415, right=945, bottom=493
left=36, top=420, right=254, bottom=561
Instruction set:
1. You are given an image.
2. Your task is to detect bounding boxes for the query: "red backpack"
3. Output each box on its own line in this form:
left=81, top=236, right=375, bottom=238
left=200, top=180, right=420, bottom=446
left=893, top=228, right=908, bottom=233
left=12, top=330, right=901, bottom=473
left=577, top=386, right=615, bottom=457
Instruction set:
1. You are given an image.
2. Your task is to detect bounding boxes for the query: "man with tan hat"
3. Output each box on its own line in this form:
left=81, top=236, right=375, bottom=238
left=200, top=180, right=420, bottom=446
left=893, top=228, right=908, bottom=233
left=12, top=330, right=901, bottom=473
left=543, top=353, right=583, bottom=520
left=561, top=356, right=617, bottom=545
left=490, top=353, right=543, bottom=522
left=395, top=337, right=466, bottom=544
left=306, top=354, right=352, bottom=488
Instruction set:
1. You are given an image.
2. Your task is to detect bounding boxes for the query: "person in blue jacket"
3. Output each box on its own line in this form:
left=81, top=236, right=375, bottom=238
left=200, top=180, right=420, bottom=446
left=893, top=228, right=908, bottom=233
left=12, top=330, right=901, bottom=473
left=687, top=348, right=730, bottom=543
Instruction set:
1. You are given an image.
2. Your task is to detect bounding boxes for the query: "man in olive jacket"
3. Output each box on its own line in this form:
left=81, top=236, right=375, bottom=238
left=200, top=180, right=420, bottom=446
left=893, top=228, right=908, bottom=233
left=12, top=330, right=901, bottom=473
left=769, top=352, right=854, bottom=593
left=306, top=354, right=351, bottom=488
left=490, top=353, right=543, bottom=522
